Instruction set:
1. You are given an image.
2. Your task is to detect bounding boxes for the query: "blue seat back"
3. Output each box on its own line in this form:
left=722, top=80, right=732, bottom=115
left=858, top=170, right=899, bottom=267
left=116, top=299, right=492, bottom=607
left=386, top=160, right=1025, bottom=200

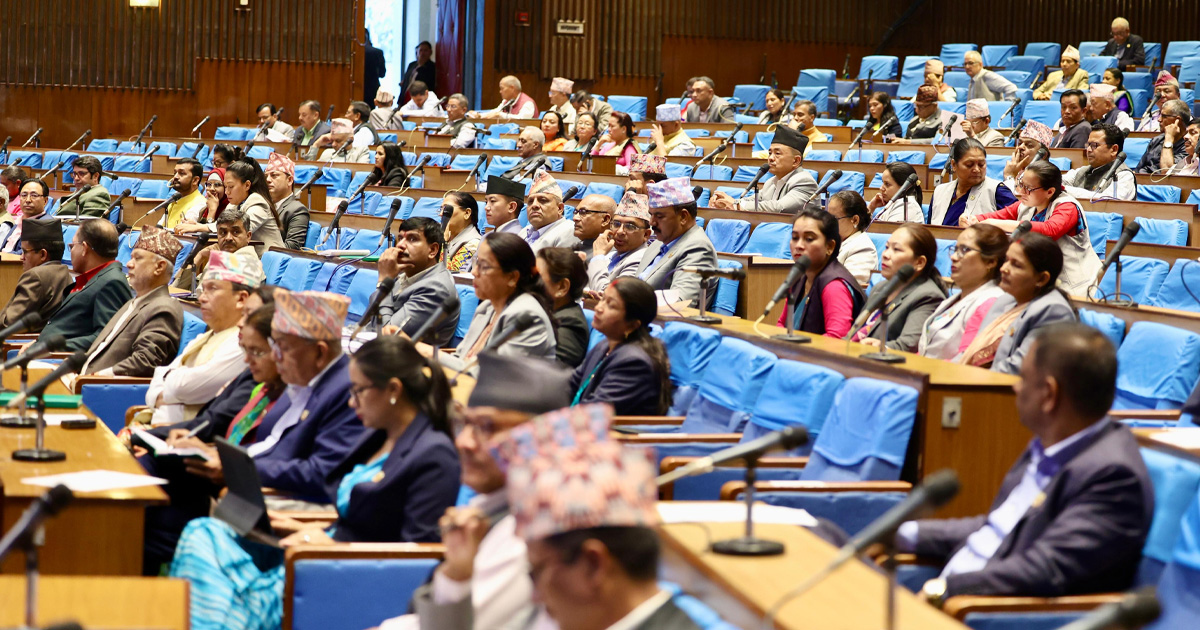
left=582, top=182, right=625, bottom=204
left=1179, top=56, right=1200, bottom=88
left=801, top=378, right=919, bottom=481
left=821, top=170, right=865, bottom=196
left=410, top=197, right=443, bottom=220
left=743, top=222, right=792, bottom=259
left=476, top=136, right=516, bottom=151
left=86, top=138, right=118, bottom=153
left=317, top=168, right=352, bottom=198
left=344, top=268, right=380, bottom=324
left=897, top=56, right=937, bottom=98
left=1164, top=41, right=1200, bottom=68
left=290, top=557, right=439, bottom=630
left=1023, top=43, right=1062, bottom=68
left=680, top=337, right=777, bottom=433
left=988, top=100, right=1023, bottom=126
left=1023, top=101, right=1062, bottom=127
left=1083, top=211, right=1123, bottom=257
left=663, top=162, right=693, bottom=179
left=995, top=70, right=1032, bottom=89
left=705, top=218, right=751, bottom=253
left=178, top=312, right=207, bottom=358
left=1113, top=322, right=1200, bottom=410
left=939, top=43, right=977, bottom=68
left=808, top=149, right=842, bottom=162
left=316, top=227, right=357, bottom=251
left=886, top=151, right=925, bottom=165
left=844, top=149, right=883, bottom=163
left=453, top=285, right=481, bottom=346
left=276, top=258, right=323, bottom=292
left=1121, top=137, right=1151, bottom=168
left=260, top=251, right=290, bottom=285
left=1004, top=55, right=1045, bottom=76
left=81, top=383, right=152, bottom=433
left=712, top=260, right=741, bottom=317
left=348, top=230, right=384, bottom=255
left=111, top=155, right=150, bottom=173
left=1078, top=55, right=1117, bottom=83
left=1141, top=449, right=1200, bottom=574
left=214, top=126, right=251, bottom=141
left=693, top=164, right=733, bottom=181
left=1131, top=217, right=1188, bottom=246
left=1093, top=255, right=1168, bottom=305
left=731, top=85, right=769, bottom=111
left=660, top=322, right=723, bottom=415
left=305, top=222, right=322, bottom=249
left=312, top=262, right=356, bottom=293
left=136, top=179, right=171, bottom=200
left=1146, top=482, right=1200, bottom=629
left=741, top=361, right=845, bottom=454
left=1149, top=259, right=1200, bottom=313
left=858, top=55, right=898, bottom=80
left=1078, top=307, right=1126, bottom=348
left=606, top=95, right=647, bottom=119
left=1137, top=184, right=1183, bottom=204
left=981, top=45, right=1018, bottom=68
left=349, top=191, right=383, bottom=217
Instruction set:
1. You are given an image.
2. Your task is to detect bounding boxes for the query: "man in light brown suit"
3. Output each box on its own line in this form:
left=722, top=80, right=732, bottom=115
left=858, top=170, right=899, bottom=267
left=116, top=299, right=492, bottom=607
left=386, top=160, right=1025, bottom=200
left=80, top=226, right=185, bottom=377
left=0, top=217, right=72, bottom=331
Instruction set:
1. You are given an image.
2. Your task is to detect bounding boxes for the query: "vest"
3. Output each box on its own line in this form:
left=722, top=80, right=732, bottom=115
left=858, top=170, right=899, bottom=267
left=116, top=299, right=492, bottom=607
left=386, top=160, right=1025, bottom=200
left=1068, top=163, right=1133, bottom=194
left=789, top=260, right=867, bottom=335
left=1015, top=192, right=1103, bottom=295
left=438, top=117, right=473, bottom=144
left=504, top=92, right=537, bottom=117
left=930, top=178, right=1002, bottom=226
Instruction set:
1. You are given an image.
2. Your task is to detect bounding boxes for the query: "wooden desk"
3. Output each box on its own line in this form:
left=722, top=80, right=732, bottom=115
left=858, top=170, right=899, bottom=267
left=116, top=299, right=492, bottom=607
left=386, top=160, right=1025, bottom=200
left=1133, top=427, right=1200, bottom=465
left=0, top=395, right=168, bottom=575
left=0, top=575, right=189, bottom=630
left=713, top=254, right=793, bottom=321
left=660, top=521, right=966, bottom=629
left=0, top=254, right=23, bottom=307
left=657, top=310, right=1025, bottom=519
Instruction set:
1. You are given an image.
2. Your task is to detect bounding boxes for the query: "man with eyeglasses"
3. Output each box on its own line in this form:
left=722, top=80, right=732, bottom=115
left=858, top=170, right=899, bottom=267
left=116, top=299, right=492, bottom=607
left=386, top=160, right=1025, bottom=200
left=141, top=250, right=262, bottom=426
left=518, top=171, right=580, bottom=252
left=500, top=127, right=548, bottom=181
left=37, top=219, right=131, bottom=352
left=586, top=191, right=652, bottom=296
left=373, top=216, right=460, bottom=345
left=965, top=51, right=1017, bottom=101
left=1063, top=123, right=1137, bottom=200
left=1101, top=17, right=1145, bottom=72
left=55, top=156, right=111, bottom=217
left=571, top=194, right=615, bottom=258
left=1136, top=99, right=1191, bottom=174
left=711, top=124, right=816, bottom=213
left=1136, top=72, right=1181, bottom=133
left=0, top=216, right=71, bottom=331
left=547, top=77, right=577, bottom=134
left=2, top=179, right=51, bottom=253
left=377, top=351, right=571, bottom=630
left=434, top=94, right=478, bottom=149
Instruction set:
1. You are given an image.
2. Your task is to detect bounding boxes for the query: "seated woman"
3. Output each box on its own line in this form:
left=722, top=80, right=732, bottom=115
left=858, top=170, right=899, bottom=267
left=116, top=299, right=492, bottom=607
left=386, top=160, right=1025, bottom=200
left=438, top=233, right=556, bottom=375
left=918, top=224, right=1009, bottom=361
left=593, top=112, right=640, bottom=175
left=757, top=88, right=791, bottom=125
left=198, top=169, right=228, bottom=225
left=441, top=191, right=482, bottom=273
left=865, top=92, right=903, bottom=139
left=1104, top=68, right=1134, bottom=114
left=567, top=112, right=600, bottom=153
left=536, top=247, right=589, bottom=368
left=571, top=278, right=672, bottom=415
left=178, top=160, right=286, bottom=249
left=959, top=233, right=1076, bottom=373
left=372, top=142, right=410, bottom=187
left=777, top=207, right=865, bottom=337
left=1000, top=119, right=1054, bottom=189
left=541, top=111, right=570, bottom=152
left=170, top=335, right=460, bottom=630
left=964, top=160, right=1101, bottom=295
left=828, top=191, right=877, bottom=288
left=210, top=144, right=242, bottom=170
left=929, top=138, right=1017, bottom=226
left=869, top=162, right=925, bottom=223
left=855, top=224, right=947, bottom=352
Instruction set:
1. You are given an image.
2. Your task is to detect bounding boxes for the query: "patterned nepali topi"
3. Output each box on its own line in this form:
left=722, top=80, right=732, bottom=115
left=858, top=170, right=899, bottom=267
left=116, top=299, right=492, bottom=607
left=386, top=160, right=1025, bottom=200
left=655, top=104, right=682, bottom=123
left=266, top=152, right=295, bottom=180
left=528, top=170, right=563, bottom=200
left=615, top=191, right=651, bottom=222
left=272, top=289, right=349, bottom=341
left=629, top=153, right=666, bottom=175
left=550, top=77, right=574, bottom=94
left=1021, top=119, right=1054, bottom=148
left=965, top=99, right=990, bottom=121
left=134, top=226, right=183, bottom=262
left=204, top=249, right=264, bottom=288
left=646, top=176, right=694, bottom=209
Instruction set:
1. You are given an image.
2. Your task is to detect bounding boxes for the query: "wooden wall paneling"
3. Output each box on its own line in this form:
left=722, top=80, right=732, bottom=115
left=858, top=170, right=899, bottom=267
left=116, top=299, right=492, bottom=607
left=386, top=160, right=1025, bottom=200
left=541, top=0, right=597, bottom=80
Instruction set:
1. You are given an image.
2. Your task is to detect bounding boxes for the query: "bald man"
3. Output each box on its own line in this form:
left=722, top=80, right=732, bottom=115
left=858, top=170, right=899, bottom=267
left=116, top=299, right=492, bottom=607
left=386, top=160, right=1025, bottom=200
left=500, top=127, right=548, bottom=181
left=571, top=194, right=616, bottom=258
left=474, top=75, right=538, bottom=120
left=1101, top=17, right=1145, bottom=71
left=965, top=51, right=1017, bottom=101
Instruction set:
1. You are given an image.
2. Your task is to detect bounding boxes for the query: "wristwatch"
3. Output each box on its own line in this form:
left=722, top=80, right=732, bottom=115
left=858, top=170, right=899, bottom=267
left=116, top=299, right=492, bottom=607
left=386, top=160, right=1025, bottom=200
left=921, top=578, right=948, bottom=608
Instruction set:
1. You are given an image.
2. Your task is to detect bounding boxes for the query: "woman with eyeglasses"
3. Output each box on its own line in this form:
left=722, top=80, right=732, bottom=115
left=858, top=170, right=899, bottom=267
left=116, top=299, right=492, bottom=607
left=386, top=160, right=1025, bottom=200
left=963, top=160, right=1101, bottom=295
left=567, top=112, right=601, bottom=153
left=778, top=206, right=865, bottom=337
left=929, top=138, right=1017, bottom=226
left=441, top=191, right=481, bottom=273
left=854, top=224, right=947, bottom=351
left=918, top=225, right=1009, bottom=361
left=373, top=142, right=410, bottom=187
left=170, top=334, right=459, bottom=630
left=536, top=247, right=589, bottom=368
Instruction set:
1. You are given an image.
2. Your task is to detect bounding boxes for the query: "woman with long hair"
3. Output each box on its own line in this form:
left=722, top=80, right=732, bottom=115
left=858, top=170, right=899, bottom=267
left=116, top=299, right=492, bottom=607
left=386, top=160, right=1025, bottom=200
left=855, top=224, right=947, bottom=351
left=757, top=88, right=791, bottom=125
left=536, top=247, right=589, bottom=368
left=869, top=162, right=925, bottom=223
left=1103, top=68, right=1134, bottom=114
left=918, top=224, right=1009, bottom=360
left=866, top=92, right=903, bottom=138
left=571, top=278, right=672, bottom=415
left=373, top=142, right=410, bottom=187
left=593, top=111, right=640, bottom=172
left=540, top=111, right=569, bottom=152
left=777, top=206, right=866, bottom=337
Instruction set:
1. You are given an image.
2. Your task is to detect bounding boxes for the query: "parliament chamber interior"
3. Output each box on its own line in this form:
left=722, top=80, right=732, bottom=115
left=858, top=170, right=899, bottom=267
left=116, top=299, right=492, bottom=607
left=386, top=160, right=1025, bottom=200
left=4, top=1, right=1200, bottom=629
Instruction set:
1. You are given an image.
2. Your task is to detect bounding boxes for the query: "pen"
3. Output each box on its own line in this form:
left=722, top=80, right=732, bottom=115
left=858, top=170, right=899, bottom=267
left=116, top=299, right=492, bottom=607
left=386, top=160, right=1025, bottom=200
left=183, top=420, right=210, bottom=440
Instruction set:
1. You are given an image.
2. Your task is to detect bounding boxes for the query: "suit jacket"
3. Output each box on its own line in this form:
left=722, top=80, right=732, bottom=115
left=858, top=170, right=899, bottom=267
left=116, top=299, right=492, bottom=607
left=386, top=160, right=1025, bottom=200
left=402, top=60, right=437, bottom=95
left=56, top=185, right=112, bottom=218
left=736, top=167, right=819, bottom=213
left=293, top=121, right=332, bottom=149
left=39, top=261, right=132, bottom=353
left=0, top=262, right=72, bottom=331
left=83, top=284, right=183, bottom=376
left=1102, top=35, right=1146, bottom=69
left=445, top=292, right=556, bottom=374
left=570, top=342, right=664, bottom=416
left=554, top=303, right=589, bottom=368
left=520, top=218, right=581, bottom=252
left=586, top=244, right=648, bottom=292
left=685, top=96, right=736, bottom=123
left=631, top=599, right=703, bottom=630
left=375, top=265, right=460, bottom=347
left=635, top=225, right=718, bottom=308
left=326, top=415, right=459, bottom=543
left=277, top=196, right=310, bottom=250
left=364, top=44, right=386, bottom=103
left=146, top=369, right=260, bottom=443
left=985, top=290, right=1076, bottom=375
left=914, top=422, right=1153, bottom=597
left=1052, top=120, right=1092, bottom=149
left=860, top=276, right=946, bottom=352
left=1033, top=69, right=1090, bottom=99
left=253, top=354, right=369, bottom=500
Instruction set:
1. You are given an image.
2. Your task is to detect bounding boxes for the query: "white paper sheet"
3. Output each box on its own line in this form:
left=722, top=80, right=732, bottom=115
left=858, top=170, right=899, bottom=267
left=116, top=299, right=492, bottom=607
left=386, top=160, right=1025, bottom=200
left=657, top=501, right=818, bottom=527
left=132, top=428, right=213, bottom=461
left=938, top=109, right=969, bottom=144
left=22, top=470, right=168, bottom=493
left=41, top=413, right=90, bottom=427
left=1149, top=428, right=1200, bottom=450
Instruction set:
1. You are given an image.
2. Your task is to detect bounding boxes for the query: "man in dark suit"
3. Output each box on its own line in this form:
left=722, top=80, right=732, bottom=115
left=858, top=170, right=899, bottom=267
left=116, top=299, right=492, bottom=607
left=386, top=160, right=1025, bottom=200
left=0, top=216, right=72, bottom=330
left=900, top=323, right=1154, bottom=604
left=1101, top=17, right=1145, bottom=71
left=373, top=217, right=459, bottom=345
left=401, top=41, right=437, bottom=99
left=363, top=30, right=387, bottom=104
left=292, top=99, right=331, bottom=157
left=38, top=219, right=132, bottom=352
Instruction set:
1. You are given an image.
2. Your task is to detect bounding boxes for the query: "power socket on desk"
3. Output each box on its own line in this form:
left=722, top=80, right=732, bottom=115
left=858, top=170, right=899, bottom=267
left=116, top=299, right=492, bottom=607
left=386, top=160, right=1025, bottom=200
left=941, top=397, right=962, bottom=429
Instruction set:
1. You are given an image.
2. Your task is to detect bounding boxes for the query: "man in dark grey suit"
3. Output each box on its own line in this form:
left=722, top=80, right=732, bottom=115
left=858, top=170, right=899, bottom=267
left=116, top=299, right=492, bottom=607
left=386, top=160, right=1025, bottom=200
left=683, top=76, right=735, bottom=124
left=38, top=219, right=132, bottom=352
left=374, top=216, right=459, bottom=346
left=1100, top=17, right=1145, bottom=71
left=637, top=177, right=717, bottom=307
left=901, top=323, right=1153, bottom=605
left=711, top=124, right=817, bottom=213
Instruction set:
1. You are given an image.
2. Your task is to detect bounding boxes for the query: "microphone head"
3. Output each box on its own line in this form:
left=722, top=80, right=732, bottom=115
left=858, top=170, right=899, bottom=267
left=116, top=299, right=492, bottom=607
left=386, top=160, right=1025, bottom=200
left=310, top=167, right=325, bottom=182
left=65, top=350, right=88, bottom=372
left=920, top=469, right=961, bottom=508
left=120, top=188, right=133, bottom=198
left=1113, top=587, right=1161, bottom=628
left=778, top=425, right=809, bottom=450
left=895, top=263, right=917, bottom=283
left=377, top=275, right=398, bottom=293
left=691, top=186, right=704, bottom=200
left=335, top=199, right=349, bottom=213
left=1125, top=220, right=1142, bottom=237
left=20, top=312, right=45, bottom=330
left=562, top=186, right=581, bottom=200
left=793, top=254, right=812, bottom=273
left=149, top=114, right=158, bottom=123
left=827, top=169, right=844, bottom=183
left=43, top=333, right=67, bottom=352
left=443, top=294, right=461, bottom=313
left=43, top=484, right=75, bottom=516
left=904, top=173, right=919, bottom=185
left=84, top=129, right=93, bottom=137
left=757, top=163, right=771, bottom=173
left=390, top=197, right=404, bottom=210
left=366, top=171, right=382, bottom=185
left=1012, top=220, right=1034, bottom=240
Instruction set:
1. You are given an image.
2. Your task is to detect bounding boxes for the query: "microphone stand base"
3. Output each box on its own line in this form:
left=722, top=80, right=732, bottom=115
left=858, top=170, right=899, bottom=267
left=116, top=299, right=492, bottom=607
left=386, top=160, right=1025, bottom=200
left=860, top=351, right=906, bottom=364
left=771, top=333, right=811, bottom=344
left=0, top=415, right=35, bottom=428
left=686, top=314, right=721, bottom=324
left=711, top=536, right=785, bottom=556
left=12, top=448, right=66, bottom=462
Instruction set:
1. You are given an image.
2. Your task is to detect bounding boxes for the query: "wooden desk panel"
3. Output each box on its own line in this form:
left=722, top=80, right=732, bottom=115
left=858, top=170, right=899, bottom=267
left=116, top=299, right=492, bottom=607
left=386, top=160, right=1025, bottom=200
left=0, top=254, right=23, bottom=308
left=0, top=575, right=189, bottom=630
left=1134, top=427, right=1200, bottom=465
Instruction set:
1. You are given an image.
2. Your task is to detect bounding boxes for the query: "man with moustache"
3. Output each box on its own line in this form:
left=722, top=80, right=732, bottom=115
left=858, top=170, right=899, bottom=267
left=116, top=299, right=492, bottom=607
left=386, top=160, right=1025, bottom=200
left=636, top=177, right=717, bottom=306
left=586, top=191, right=652, bottom=296
left=374, top=216, right=460, bottom=346
left=518, top=172, right=580, bottom=252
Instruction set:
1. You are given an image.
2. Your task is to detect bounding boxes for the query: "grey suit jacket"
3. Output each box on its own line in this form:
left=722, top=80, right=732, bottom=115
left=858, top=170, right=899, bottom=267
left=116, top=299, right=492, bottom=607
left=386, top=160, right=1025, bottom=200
left=685, top=96, right=736, bottom=123
left=861, top=276, right=946, bottom=352
left=374, top=266, right=460, bottom=347
left=56, top=185, right=112, bottom=218
left=586, top=244, right=648, bottom=292
left=635, top=225, right=718, bottom=307
left=736, top=167, right=819, bottom=213
left=983, top=290, right=1076, bottom=375
left=444, top=292, right=556, bottom=375
left=0, top=262, right=72, bottom=330
left=83, top=284, right=184, bottom=376
left=277, top=196, right=310, bottom=250
left=520, top=218, right=580, bottom=252
left=632, top=599, right=703, bottom=630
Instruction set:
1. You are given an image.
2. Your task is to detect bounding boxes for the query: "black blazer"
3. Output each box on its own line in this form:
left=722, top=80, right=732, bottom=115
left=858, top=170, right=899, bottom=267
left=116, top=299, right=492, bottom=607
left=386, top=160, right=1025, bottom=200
left=402, top=60, right=437, bottom=95
left=1101, top=35, right=1145, bottom=69
left=570, top=342, right=665, bottom=416
left=914, top=421, right=1153, bottom=597
left=325, top=413, right=460, bottom=543
left=39, top=262, right=132, bottom=352
left=555, top=303, right=589, bottom=368
left=147, top=369, right=261, bottom=443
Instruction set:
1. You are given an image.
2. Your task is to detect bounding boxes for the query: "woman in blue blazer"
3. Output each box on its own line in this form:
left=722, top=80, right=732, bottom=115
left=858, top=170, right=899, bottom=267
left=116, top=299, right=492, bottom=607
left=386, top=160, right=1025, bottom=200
left=570, top=278, right=672, bottom=416
left=170, top=335, right=460, bottom=630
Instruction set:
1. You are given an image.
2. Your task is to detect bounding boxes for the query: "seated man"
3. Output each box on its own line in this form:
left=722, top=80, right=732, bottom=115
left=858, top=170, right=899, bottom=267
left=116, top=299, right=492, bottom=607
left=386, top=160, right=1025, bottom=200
left=572, top=193, right=615, bottom=258
left=1001, top=120, right=1055, bottom=188
left=0, top=217, right=72, bottom=330
left=961, top=99, right=1006, bottom=147
left=649, top=104, right=698, bottom=158
left=161, top=158, right=206, bottom=228
left=1064, top=123, right=1137, bottom=200
left=902, top=323, right=1153, bottom=603
left=38, top=219, right=131, bottom=352
left=181, top=205, right=257, bottom=285
left=434, top=93, right=478, bottom=149
left=56, top=156, right=111, bottom=217
left=1136, top=99, right=1191, bottom=174
left=374, top=216, right=460, bottom=346
left=347, top=100, right=381, bottom=145
left=965, top=51, right=1018, bottom=101
left=790, top=99, right=826, bottom=149
left=637, top=177, right=717, bottom=306
left=572, top=90, right=613, bottom=125
left=586, top=191, right=652, bottom=296
left=369, top=89, right=396, bottom=130
left=264, top=153, right=310, bottom=249
left=899, top=86, right=943, bottom=144
left=483, top=175, right=525, bottom=235
left=143, top=250, right=262, bottom=426
left=4, top=179, right=52, bottom=252
left=399, top=81, right=441, bottom=117
left=254, top=102, right=294, bottom=142
left=684, top=76, right=735, bottom=123
left=80, top=227, right=184, bottom=376
left=501, top=127, right=548, bottom=180
left=626, top=153, right=668, bottom=195
left=1086, top=83, right=1134, bottom=133
left=313, top=118, right=372, bottom=163
left=1102, top=17, right=1145, bottom=71
left=1136, top=72, right=1182, bottom=133
left=473, top=75, right=538, bottom=120
left=546, top=77, right=577, bottom=132
left=293, top=99, right=332, bottom=156
left=518, top=172, right=581, bottom=252
left=1163, top=120, right=1200, bottom=175
left=712, top=124, right=816, bottom=213
left=1032, top=46, right=1089, bottom=101
left=1052, top=90, right=1092, bottom=149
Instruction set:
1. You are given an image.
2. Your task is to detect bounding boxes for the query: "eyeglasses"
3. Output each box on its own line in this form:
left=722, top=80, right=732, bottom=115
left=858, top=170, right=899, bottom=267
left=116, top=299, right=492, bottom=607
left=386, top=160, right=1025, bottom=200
left=574, top=208, right=608, bottom=217
left=611, top=220, right=646, bottom=232
left=18, top=193, right=43, bottom=200
left=241, top=345, right=270, bottom=359
left=830, top=215, right=854, bottom=222
left=473, top=260, right=498, bottom=274
left=349, top=383, right=379, bottom=401
left=1014, top=181, right=1045, bottom=193
left=451, top=414, right=495, bottom=440
left=950, top=243, right=981, bottom=257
